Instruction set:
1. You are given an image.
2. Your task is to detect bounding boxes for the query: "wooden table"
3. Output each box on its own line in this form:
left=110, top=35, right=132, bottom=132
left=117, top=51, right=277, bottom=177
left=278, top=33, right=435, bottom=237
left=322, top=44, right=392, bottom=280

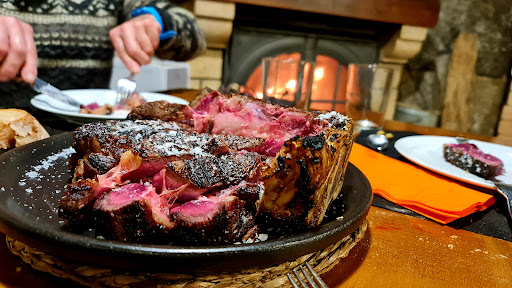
left=1, top=90, right=511, bottom=288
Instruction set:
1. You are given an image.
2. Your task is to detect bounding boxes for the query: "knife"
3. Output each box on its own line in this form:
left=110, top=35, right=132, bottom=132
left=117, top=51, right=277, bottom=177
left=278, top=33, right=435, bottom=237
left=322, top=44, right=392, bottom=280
left=32, top=78, right=82, bottom=108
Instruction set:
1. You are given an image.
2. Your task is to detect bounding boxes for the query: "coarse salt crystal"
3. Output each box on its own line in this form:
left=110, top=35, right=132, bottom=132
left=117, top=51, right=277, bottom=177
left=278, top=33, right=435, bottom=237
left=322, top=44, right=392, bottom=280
left=257, top=233, right=269, bottom=242
left=24, top=147, right=75, bottom=179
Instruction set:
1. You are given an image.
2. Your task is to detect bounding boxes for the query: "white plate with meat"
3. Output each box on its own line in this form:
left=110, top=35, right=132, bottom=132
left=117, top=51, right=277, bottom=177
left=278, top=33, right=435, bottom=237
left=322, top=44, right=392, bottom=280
left=30, top=89, right=188, bottom=124
left=395, top=135, right=512, bottom=189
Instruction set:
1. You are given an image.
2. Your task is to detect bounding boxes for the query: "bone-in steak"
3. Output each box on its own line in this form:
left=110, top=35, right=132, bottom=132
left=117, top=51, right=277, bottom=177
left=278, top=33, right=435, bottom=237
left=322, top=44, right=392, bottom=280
left=60, top=89, right=354, bottom=244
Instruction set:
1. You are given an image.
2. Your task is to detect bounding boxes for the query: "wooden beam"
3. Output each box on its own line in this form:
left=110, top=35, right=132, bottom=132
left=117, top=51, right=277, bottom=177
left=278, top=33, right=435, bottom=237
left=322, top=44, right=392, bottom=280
left=441, top=32, right=478, bottom=133
left=213, top=0, right=440, bottom=27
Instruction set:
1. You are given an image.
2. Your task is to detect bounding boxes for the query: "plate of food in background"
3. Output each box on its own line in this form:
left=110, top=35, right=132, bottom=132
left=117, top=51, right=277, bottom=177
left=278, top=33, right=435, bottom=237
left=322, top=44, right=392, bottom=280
left=30, top=89, right=188, bottom=124
left=395, top=135, right=511, bottom=189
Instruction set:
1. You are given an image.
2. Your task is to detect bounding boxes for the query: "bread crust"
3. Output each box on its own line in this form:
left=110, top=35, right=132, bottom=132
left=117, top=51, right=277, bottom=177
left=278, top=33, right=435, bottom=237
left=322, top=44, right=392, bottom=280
left=0, top=109, right=50, bottom=149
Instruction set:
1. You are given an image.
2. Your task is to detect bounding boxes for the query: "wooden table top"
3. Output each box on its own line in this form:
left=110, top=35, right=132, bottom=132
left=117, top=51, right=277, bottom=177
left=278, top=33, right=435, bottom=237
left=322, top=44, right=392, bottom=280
left=1, top=90, right=511, bottom=288
left=2, top=206, right=511, bottom=288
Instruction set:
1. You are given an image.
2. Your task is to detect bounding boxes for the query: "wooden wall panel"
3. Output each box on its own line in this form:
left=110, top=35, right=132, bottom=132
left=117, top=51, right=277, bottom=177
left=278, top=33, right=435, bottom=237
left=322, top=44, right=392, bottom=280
left=213, top=0, right=440, bottom=27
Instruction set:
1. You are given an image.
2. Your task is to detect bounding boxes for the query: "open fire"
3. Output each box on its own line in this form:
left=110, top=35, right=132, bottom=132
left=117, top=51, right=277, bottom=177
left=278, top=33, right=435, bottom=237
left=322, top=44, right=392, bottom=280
left=243, top=53, right=349, bottom=113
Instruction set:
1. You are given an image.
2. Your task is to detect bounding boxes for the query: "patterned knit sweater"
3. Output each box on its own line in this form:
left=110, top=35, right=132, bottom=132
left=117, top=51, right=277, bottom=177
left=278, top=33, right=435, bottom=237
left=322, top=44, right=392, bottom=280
left=0, top=0, right=206, bottom=108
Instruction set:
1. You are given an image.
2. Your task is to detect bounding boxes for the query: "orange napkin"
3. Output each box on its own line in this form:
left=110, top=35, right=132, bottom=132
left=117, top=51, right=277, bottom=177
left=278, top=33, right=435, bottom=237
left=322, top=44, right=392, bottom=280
left=348, top=143, right=495, bottom=224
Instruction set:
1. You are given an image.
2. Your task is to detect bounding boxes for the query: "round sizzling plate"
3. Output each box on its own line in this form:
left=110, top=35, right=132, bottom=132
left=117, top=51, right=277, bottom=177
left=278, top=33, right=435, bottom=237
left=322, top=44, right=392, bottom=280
left=0, top=133, right=372, bottom=273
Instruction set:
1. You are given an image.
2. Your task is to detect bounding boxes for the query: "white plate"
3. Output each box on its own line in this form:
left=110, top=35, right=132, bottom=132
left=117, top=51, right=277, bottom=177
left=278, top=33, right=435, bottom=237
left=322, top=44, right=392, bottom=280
left=394, top=135, right=512, bottom=190
left=30, top=89, right=189, bottom=124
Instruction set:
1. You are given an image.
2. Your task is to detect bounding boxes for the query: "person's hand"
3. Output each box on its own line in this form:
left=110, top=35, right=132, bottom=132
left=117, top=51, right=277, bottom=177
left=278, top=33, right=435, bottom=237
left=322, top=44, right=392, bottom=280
left=0, top=16, right=37, bottom=84
left=109, top=14, right=161, bottom=74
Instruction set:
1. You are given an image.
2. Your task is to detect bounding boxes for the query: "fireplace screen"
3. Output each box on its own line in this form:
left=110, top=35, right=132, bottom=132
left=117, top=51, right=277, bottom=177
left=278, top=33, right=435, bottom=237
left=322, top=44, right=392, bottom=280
left=223, top=21, right=383, bottom=113
left=244, top=53, right=349, bottom=112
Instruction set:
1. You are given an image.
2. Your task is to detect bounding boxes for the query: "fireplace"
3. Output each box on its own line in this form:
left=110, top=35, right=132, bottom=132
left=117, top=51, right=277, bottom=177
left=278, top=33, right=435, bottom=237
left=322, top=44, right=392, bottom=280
left=184, top=0, right=439, bottom=119
left=222, top=4, right=399, bottom=112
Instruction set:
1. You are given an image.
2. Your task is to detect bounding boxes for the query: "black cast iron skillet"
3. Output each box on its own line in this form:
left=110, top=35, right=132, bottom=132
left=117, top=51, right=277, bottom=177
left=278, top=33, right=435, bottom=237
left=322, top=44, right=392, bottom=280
left=0, top=132, right=372, bottom=273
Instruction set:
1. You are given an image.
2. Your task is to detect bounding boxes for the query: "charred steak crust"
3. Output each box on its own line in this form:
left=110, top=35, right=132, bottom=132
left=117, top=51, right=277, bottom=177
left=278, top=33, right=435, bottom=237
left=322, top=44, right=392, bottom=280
left=168, top=152, right=262, bottom=188
left=127, top=101, right=189, bottom=122
left=260, top=123, right=354, bottom=227
left=60, top=89, right=354, bottom=245
left=59, top=179, right=97, bottom=223
left=70, top=120, right=265, bottom=175
left=73, top=120, right=264, bottom=157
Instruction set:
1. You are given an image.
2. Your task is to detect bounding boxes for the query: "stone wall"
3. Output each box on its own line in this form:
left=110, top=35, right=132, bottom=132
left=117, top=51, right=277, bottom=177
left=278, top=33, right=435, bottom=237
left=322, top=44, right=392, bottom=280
left=398, top=0, right=512, bottom=137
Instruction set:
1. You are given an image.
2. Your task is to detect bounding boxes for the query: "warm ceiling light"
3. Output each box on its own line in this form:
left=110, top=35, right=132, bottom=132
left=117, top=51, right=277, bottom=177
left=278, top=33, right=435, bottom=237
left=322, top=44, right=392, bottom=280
left=256, top=92, right=263, bottom=99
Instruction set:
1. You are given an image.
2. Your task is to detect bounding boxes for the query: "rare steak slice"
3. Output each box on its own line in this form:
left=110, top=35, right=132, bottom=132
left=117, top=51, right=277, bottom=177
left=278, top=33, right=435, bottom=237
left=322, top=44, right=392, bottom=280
left=190, top=92, right=354, bottom=227
left=444, top=143, right=504, bottom=178
left=215, top=181, right=264, bottom=213
left=171, top=194, right=255, bottom=245
left=129, top=90, right=325, bottom=157
left=94, top=183, right=174, bottom=243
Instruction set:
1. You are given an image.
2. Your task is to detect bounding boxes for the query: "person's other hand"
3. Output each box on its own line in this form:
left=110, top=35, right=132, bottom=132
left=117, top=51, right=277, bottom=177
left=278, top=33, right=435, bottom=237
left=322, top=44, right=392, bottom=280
left=109, top=14, right=161, bottom=74
left=0, top=16, right=37, bottom=84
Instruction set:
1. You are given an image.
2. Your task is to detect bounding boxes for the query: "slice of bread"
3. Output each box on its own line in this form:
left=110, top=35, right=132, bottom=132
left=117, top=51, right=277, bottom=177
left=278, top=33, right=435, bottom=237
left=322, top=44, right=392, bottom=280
left=0, top=109, right=50, bottom=149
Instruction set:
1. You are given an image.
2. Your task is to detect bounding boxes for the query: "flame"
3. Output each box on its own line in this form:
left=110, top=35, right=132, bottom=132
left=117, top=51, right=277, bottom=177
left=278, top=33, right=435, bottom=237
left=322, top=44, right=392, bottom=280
left=286, top=80, right=296, bottom=90
left=314, top=67, right=324, bottom=81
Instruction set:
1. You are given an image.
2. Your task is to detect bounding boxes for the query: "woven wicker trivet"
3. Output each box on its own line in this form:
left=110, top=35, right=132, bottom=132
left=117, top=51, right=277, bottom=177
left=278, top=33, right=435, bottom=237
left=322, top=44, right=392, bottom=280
left=6, top=219, right=367, bottom=288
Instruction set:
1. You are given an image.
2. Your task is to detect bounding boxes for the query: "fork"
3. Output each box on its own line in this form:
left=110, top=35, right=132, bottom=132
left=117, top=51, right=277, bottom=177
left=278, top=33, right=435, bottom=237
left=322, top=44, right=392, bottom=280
left=116, top=72, right=136, bottom=106
left=287, top=263, right=329, bottom=288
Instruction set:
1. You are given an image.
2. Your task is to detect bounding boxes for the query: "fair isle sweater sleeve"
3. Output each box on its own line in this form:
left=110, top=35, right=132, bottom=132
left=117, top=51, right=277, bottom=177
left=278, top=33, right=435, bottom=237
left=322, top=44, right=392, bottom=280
left=123, top=0, right=207, bottom=61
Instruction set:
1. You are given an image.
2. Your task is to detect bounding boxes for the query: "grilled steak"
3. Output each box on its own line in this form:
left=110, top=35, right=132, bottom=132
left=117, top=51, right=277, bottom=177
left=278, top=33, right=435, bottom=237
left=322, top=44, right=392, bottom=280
left=127, top=101, right=199, bottom=129
left=94, top=183, right=174, bottom=243
left=130, top=89, right=354, bottom=227
left=171, top=194, right=255, bottom=245
left=59, top=179, right=97, bottom=224
left=444, top=143, right=504, bottom=178
left=167, top=152, right=262, bottom=188
left=60, top=89, right=354, bottom=244
left=72, top=120, right=264, bottom=163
